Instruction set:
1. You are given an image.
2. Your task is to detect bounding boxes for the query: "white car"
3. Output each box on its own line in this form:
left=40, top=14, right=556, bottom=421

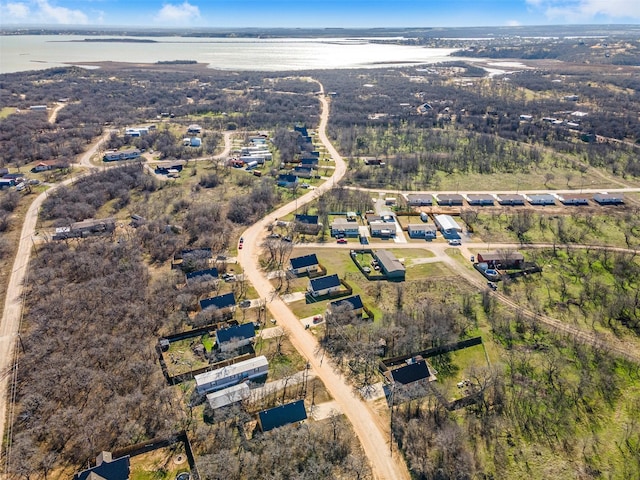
left=448, top=239, right=461, bottom=246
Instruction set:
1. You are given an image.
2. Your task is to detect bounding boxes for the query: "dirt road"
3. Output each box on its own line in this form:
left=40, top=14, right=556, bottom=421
left=238, top=82, right=411, bottom=480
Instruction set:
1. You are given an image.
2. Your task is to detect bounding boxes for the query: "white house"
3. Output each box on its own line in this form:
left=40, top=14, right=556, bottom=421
left=206, top=383, right=250, bottom=410
left=434, top=214, right=462, bottom=236
left=195, top=355, right=269, bottom=394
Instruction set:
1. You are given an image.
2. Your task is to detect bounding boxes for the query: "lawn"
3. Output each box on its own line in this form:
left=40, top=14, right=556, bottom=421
left=129, top=444, right=189, bottom=480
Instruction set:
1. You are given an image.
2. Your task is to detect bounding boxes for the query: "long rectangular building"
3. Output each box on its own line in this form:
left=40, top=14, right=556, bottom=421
left=195, top=355, right=268, bottom=394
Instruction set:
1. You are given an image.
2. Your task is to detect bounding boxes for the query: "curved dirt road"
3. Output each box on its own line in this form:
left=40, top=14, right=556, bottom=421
left=238, top=83, right=411, bottom=480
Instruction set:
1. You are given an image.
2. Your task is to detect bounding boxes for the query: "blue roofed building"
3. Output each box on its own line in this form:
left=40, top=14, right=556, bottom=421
left=328, top=294, right=364, bottom=316
left=200, top=292, right=236, bottom=313
left=216, top=323, right=256, bottom=352
left=277, top=174, right=299, bottom=188
left=258, top=399, right=307, bottom=432
left=75, top=452, right=130, bottom=480
left=290, top=253, right=320, bottom=275
left=294, top=214, right=322, bottom=234
left=186, top=268, right=219, bottom=283
left=308, top=274, right=342, bottom=297
left=389, top=358, right=436, bottom=385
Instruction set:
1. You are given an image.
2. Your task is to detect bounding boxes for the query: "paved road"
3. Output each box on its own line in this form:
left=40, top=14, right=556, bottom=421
left=238, top=81, right=411, bottom=480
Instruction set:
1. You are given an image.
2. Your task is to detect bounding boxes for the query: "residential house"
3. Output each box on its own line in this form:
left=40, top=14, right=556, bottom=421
left=187, top=124, right=202, bottom=135
left=308, top=274, right=342, bottom=297
left=31, top=160, right=67, bottom=172
left=374, top=250, right=406, bottom=280
left=215, top=323, right=255, bottom=353
left=434, top=214, right=462, bottom=237
left=406, top=193, right=434, bottom=206
left=294, top=214, right=322, bottom=235
left=363, top=157, right=384, bottom=166
left=407, top=224, right=437, bottom=239
left=435, top=194, right=464, bottom=206
left=477, top=251, right=524, bottom=269
left=103, top=148, right=141, bottom=162
left=331, top=218, right=359, bottom=238
left=328, top=294, right=364, bottom=316
left=593, top=193, right=624, bottom=205
left=389, top=357, right=436, bottom=385
left=466, top=194, right=494, bottom=206
left=290, top=253, right=320, bottom=275
left=294, top=125, right=309, bottom=137
left=53, top=217, right=116, bottom=240
left=496, top=194, right=525, bottom=206
left=206, top=383, right=250, bottom=410
left=557, top=194, right=589, bottom=206
left=200, top=292, right=236, bottom=313
left=155, top=162, right=185, bottom=175
left=370, top=221, right=395, bottom=238
left=293, top=166, right=313, bottom=178
left=527, top=194, right=556, bottom=206
left=258, top=399, right=307, bottom=432
left=277, top=174, right=299, bottom=188
left=185, top=268, right=219, bottom=284
left=75, top=451, right=130, bottom=480
left=195, top=355, right=269, bottom=394
left=300, top=157, right=319, bottom=168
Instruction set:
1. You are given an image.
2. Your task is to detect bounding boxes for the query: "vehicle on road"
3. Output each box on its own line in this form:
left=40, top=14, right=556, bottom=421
left=282, top=236, right=292, bottom=242
left=470, top=255, right=475, bottom=262
left=313, top=315, right=323, bottom=324
left=487, top=282, right=498, bottom=290
left=448, top=239, right=461, bottom=246
left=300, top=183, right=310, bottom=188
left=267, top=233, right=281, bottom=239
left=337, top=238, right=347, bottom=244
left=359, top=235, right=369, bottom=245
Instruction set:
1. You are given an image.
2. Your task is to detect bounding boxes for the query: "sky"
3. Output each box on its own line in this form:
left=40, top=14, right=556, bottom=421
left=0, top=0, right=639, bottom=28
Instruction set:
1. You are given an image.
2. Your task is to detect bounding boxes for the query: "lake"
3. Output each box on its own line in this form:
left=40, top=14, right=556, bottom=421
left=0, top=35, right=460, bottom=73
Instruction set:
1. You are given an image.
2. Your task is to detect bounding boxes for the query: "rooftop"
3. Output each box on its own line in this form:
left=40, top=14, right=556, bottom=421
left=216, top=323, right=255, bottom=344
left=200, top=292, right=236, bottom=311
left=258, top=399, right=307, bottom=432
left=290, top=253, right=319, bottom=270
left=309, top=274, right=341, bottom=292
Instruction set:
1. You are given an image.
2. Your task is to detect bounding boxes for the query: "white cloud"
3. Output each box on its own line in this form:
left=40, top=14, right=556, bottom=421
left=35, top=0, right=89, bottom=24
left=506, top=19, right=521, bottom=26
left=5, top=1, right=30, bottom=18
left=155, top=1, right=200, bottom=24
left=527, top=0, right=640, bottom=21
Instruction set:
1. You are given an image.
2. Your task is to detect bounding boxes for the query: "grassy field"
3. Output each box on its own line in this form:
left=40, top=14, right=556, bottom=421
left=129, top=444, right=189, bottom=480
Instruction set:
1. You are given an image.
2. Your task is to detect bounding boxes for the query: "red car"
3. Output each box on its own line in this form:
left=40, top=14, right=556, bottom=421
left=337, top=238, right=347, bottom=244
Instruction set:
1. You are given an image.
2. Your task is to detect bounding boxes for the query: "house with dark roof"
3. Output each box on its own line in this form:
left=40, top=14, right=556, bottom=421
left=294, top=125, right=308, bottom=137
left=389, top=358, right=436, bottom=385
left=293, top=166, right=313, bottom=179
left=466, top=194, right=494, bottom=206
left=258, top=399, right=307, bottom=432
left=277, top=174, right=299, bottom=188
left=290, top=253, right=320, bottom=275
left=186, top=268, right=219, bottom=283
left=308, top=274, right=342, bottom=297
left=200, top=292, right=236, bottom=312
left=216, top=323, right=255, bottom=352
left=374, top=250, right=406, bottom=280
left=435, top=194, right=464, bottom=206
left=328, top=294, right=364, bottom=316
left=75, top=451, right=130, bottom=480
left=593, top=193, right=624, bottom=205
left=527, top=194, right=556, bottom=206
left=294, top=214, right=322, bottom=235
left=300, top=157, right=319, bottom=168
left=557, top=194, right=590, bottom=206
left=496, top=194, right=525, bottom=206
